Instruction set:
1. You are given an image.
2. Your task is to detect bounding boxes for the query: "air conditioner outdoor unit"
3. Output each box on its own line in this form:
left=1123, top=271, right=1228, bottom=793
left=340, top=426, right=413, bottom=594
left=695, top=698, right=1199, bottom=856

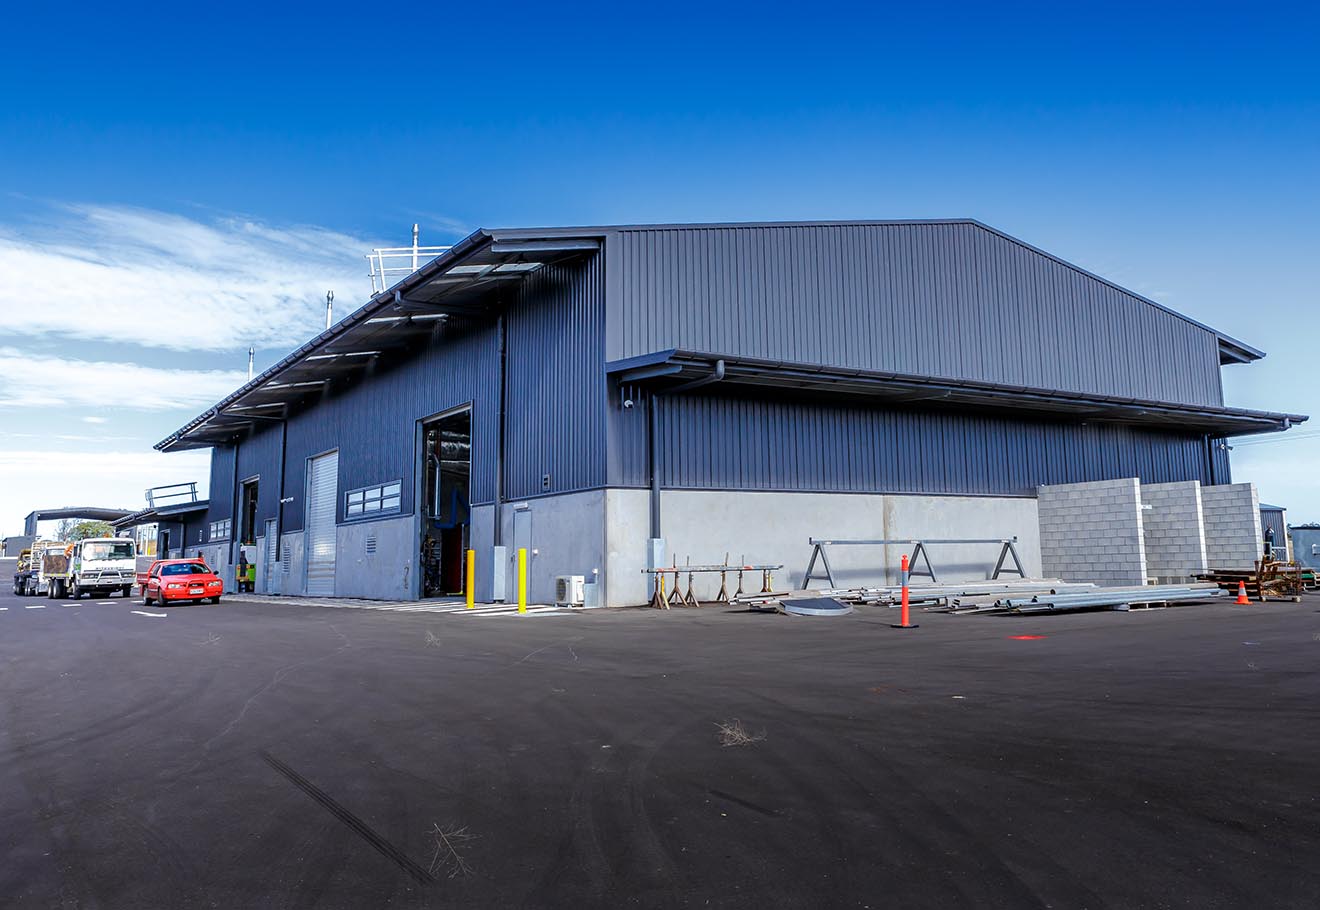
left=554, top=575, right=585, bottom=607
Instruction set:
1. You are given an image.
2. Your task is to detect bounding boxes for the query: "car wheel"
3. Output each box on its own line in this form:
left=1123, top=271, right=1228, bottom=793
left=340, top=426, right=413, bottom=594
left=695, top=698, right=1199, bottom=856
left=144, top=592, right=154, bottom=606
left=210, top=596, right=221, bottom=605
left=121, top=586, right=131, bottom=598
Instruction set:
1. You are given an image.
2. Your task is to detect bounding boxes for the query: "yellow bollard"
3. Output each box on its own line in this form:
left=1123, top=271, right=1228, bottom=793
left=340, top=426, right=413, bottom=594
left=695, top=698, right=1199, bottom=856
left=465, top=549, right=475, bottom=609
left=517, top=548, right=528, bottom=614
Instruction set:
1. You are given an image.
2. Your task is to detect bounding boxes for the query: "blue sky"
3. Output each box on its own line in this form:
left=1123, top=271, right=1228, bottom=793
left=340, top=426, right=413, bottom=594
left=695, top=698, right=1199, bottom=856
left=1, top=1, right=1318, bottom=534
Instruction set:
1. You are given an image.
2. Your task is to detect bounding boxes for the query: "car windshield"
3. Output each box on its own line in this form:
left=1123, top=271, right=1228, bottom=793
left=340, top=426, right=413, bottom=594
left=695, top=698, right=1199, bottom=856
left=161, top=563, right=210, bottom=576
left=83, top=541, right=135, bottom=561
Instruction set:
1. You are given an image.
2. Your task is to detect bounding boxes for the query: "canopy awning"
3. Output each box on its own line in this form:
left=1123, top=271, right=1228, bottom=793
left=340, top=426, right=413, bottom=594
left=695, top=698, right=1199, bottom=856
left=607, top=350, right=1307, bottom=437
left=156, top=230, right=601, bottom=451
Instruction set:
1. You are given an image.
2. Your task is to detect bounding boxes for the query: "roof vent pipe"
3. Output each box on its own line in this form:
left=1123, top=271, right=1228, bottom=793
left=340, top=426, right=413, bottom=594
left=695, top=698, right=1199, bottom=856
left=247, top=347, right=254, bottom=381
left=325, top=290, right=334, bottom=329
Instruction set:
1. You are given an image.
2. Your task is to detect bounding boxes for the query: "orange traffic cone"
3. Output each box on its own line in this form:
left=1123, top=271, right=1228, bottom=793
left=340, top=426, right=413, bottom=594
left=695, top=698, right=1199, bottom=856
left=1235, top=581, right=1249, bottom=605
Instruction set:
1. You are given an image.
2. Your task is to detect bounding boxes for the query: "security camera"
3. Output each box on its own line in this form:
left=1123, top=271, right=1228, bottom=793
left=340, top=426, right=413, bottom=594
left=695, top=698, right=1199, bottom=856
left=622, top=398, right=635, bottom=409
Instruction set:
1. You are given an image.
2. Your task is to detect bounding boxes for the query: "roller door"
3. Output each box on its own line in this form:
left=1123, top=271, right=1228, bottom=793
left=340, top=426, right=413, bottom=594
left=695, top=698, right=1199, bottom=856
left=306, top=451, right=338, bottom=596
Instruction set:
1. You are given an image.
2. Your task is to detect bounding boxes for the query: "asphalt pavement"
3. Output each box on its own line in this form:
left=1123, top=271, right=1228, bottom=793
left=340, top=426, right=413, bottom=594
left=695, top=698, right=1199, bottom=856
left=2, top=564, right=1318, bottom=908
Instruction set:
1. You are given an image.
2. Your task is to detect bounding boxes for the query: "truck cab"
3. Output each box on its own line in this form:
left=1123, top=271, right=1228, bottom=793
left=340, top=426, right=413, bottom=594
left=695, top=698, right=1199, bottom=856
left=66, top=538, right=137, bottom=598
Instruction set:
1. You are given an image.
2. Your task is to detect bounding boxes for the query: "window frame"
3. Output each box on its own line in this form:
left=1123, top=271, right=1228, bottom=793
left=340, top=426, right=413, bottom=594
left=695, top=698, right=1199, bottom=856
left=344, top=480, right=403, bottom=521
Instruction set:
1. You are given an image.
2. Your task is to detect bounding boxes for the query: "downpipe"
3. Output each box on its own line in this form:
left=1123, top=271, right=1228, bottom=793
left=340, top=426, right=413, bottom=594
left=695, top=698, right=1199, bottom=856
left=649, top=360, right=725, bottom=539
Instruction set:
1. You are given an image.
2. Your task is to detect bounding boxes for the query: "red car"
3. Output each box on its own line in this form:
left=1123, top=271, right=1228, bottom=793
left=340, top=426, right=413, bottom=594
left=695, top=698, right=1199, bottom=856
left=141, top=559, right=224, bottom=606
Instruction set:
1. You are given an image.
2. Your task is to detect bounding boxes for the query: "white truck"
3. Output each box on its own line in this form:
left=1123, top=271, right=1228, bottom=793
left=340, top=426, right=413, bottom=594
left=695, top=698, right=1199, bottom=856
left=43, top=537, right=137, bottom=599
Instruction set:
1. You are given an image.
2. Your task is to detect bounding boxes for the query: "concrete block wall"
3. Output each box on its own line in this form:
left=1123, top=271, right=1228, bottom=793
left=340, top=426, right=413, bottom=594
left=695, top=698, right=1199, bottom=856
left=1140, top=481, right=1208, bottom=583
left=1201, top=483, right=1262, bottom=570
left=1037, top=478, right=1147, bottom=586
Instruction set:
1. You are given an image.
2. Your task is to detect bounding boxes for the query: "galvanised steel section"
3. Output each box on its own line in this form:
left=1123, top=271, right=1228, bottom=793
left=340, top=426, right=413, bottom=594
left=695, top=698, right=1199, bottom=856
left=503, top=255, right=607, bottom=500
left=626, top=391, right=1224, bottom=495
left=607, top=221, right=1226, bottom=408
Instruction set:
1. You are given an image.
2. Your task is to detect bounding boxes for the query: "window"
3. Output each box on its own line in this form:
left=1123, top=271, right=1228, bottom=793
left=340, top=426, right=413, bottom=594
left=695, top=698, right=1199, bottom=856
left=162, top=562, right=210, bottom=576
left=82, top=541, right=135, bottom=561
left=346, top=481, right=402, bottom=518
left=208, top=519, right=231, bottom=541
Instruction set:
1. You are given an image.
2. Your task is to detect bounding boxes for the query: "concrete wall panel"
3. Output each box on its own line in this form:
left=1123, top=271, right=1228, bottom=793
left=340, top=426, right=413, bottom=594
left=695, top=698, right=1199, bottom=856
left=497, top=491, right=607, bottom=606
left=643, top=490, right=1041, bottom=604
left=336, top=516, right=415, bottom=600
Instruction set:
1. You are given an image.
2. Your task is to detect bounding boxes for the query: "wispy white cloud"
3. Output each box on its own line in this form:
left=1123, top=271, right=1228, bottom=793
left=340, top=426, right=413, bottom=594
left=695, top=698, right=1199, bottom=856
left=0, top=347, right=246, bottom=410
left=0, top=204, right=386, bottom=352
left=82, top=415, right=109, bottom=424
left=0, top=449, right=211, bottom=532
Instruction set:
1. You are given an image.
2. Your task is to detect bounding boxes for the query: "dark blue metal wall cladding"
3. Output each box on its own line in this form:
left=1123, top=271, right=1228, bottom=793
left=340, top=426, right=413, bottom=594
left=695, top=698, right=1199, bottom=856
left=204, top=253, right=606, bottom=535
left=207, top=446, right=236, bottom=522
left=504, top=256, right=606, bottom=499
left=606, top=222, right=1225, bottom=408
left=281, top=317, right=502, bottom=532
left=630, top=392, right=1224, bottom=494
left=234, top=423, right=283, bottom=529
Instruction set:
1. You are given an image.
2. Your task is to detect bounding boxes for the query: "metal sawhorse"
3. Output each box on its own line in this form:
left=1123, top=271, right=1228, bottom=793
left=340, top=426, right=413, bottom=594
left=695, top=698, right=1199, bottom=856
left=801, top=538, right=1027, bottom=588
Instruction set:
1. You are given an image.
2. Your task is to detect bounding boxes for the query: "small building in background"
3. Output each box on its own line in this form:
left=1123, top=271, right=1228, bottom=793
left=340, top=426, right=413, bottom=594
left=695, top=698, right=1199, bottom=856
left=1288, top=524, right=1320, bottom=571
left=1259, top=503, right=1289, bottom=560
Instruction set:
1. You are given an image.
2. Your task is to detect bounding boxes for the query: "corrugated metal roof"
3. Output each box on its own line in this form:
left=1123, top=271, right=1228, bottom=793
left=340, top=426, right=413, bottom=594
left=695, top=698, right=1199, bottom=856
left=156, top=219, right=1276, bottom=452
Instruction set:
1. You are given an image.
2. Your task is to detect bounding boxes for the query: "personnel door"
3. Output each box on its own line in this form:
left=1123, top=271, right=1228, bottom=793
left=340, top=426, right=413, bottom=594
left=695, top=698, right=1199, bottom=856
left=263, top=518, right=277, bottom=593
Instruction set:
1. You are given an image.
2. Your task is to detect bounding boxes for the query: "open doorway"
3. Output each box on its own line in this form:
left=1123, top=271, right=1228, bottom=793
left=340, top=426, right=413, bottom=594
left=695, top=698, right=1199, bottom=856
left=420, top=408, right=471, bottom=598
left=239, top=478, right=259, bottom=546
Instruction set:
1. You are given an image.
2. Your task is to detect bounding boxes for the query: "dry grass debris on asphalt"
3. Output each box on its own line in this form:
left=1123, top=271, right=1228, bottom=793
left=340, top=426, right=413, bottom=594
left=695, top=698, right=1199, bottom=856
left=2, top=576, right=1319, bottom=909
left=714, top=718, right=766, bottom=747
left=427, top=824, right=477, bottom=879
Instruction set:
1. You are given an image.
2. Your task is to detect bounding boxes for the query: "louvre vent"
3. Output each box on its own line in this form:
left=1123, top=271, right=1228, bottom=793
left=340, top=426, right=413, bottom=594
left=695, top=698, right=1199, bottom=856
left=282, top=543, right=291, bottom=574
left=365, top=535, right=378, bottom=555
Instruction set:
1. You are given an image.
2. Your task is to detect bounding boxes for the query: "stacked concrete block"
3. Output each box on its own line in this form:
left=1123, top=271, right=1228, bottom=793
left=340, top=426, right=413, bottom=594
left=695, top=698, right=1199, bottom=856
left=1037, top=478, right=1147, bottom=586
left=1140, top=481, right=1209, bottom=583
left=1201, top=483, right=1262, bottom=570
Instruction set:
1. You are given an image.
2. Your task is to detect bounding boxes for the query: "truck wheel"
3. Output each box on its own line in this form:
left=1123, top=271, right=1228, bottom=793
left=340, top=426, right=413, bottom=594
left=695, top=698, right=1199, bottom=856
left=121, top=586, right=132, bottom=598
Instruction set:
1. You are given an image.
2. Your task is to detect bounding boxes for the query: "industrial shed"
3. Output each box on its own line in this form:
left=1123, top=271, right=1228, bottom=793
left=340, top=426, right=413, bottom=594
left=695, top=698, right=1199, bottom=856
left=156, top=219, right=1305, bottom=606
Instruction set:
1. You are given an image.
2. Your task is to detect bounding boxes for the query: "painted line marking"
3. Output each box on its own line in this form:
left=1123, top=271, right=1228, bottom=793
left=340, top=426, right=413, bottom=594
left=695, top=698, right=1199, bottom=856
left=96, top=601, right=114, bottom=605
left=25, top=605, right=46, bottom=610
left=0, top=607, right=7, bottom=611
left=131, top=610, right=168, bottom=618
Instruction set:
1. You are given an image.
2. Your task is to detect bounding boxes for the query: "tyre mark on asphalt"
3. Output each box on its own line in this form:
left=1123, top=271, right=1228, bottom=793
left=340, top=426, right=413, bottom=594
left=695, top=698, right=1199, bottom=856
left=260, top=751, right=434, bottom=885
left=706, top=788, right=782, bottom=818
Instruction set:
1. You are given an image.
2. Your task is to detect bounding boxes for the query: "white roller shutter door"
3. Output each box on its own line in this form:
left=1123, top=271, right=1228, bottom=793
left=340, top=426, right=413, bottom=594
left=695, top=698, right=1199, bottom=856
left=306, top=452, right=338, bottom=596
